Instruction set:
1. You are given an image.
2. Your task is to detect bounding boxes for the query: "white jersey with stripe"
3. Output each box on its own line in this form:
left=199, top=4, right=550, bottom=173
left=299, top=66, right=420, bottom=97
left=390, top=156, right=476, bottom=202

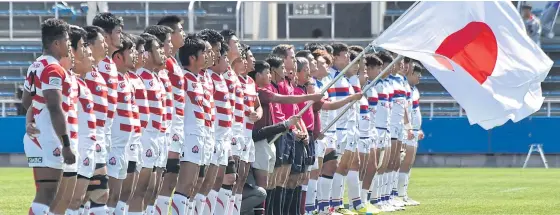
left=411, top=86, right=422, bottom=130
left=201, top=70, right=216, bottom=136
left=209, top=69, right=233, bottom=140
left=84, top=67, right=108, bottom=150
left=128, top=71, right=145, bottom=144
left=389, top=74, right=406, bottom=125
left=76, top=77, right=97, bottom=149
left=183, top=70, right=208, bottom=136
left=65, top=71, right=80, bottom=147
left=137, top=68, right=165, bottom=133
left=347, top=75, right=360, bottom=132
left=166, top=57, right=186, bottom=132
left=158, top=69, right=173, bottom=133
left=374, top=79, right=391, bottom=129
left=97, top=56, right=118, bottom=148
left=223, top=69, right=245, bottom=136
left=364, top=82, right=378, bottom=136
left=326, top=67, right=353, bottom=130
left=111, top=72, right=135, bottom=147
left=403, top=78, right=413, bottom=126
left=239, top=75, right=257, bottom=136
left=315, top=76, right=334, bottom=133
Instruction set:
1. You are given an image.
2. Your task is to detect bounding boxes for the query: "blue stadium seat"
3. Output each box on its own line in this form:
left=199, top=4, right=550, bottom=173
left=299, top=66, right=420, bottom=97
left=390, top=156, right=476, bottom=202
left=0, top=61, right=32, bottom=67
left=385, top=9, right=406, bottom=16
left=0, top=76, right=24, bottom=82
left=0, top=92, right=15, bottom=97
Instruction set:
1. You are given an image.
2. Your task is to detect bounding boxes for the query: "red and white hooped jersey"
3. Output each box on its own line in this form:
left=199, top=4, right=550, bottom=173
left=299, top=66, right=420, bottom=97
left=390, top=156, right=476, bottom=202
left=84, top=67, right=108, bottom=146
left=183, top=70, right=208, bottom=136
left=200, top=70, right=215, bottom=135
left=238, top=75, right=257, bottom=136
left=222, top=69, right=245, bottom=136
left=165, top=57, right=185, bottom=131
left=64, top=71, right=80, bottom=147
left=76, top=77, right=97, bottom=149
left=158, top=69, right=173, bottom=133
left=128, top=71, right=145, bottom=140
left=97, top=56, right=118, bottom=147
left=111, top=72, right=135, bottom=147
left=137, top=68, right=165, bottom=133
left=209, top=69, right=232, bottom=139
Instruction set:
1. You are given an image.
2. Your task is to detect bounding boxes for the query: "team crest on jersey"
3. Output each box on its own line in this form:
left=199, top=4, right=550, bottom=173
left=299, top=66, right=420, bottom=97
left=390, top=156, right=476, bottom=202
left=105, top=64, right=110, bottom=71
left=108, top=78, right=113, bottom=84
left=86, top=103, right=93, bottom=111
left=83, top=157, right=90, bottom=166
left=192, top=145, right=199, bottom=153
left=172, top=134, right=180, bottom=142
left=53, top=148, right=61, bottom=157
left=177, top=80, right=183, bottom=86
left=191, top=83, right=198, bottom=89
left=146, top=149, right=153, bottom=157
left=229, top=85, right=234, bottom=90
left=124, top=95, right=130, bottom=102
left=91, top=71, right=98, bottom=77
left=119, top=82, right=126, bottom=89
left=149, top=80, right=154, bottom=86
left=195, top=96, right=203, bottom=102
left=108, top=157, right=117, bottom=165
left=95, top=86, right=102, bottom=92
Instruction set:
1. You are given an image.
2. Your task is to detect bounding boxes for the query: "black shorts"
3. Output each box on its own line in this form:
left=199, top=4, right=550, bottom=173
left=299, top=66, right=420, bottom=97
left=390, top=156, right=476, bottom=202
left=274, top=132, right=295, bottom=167
left=291, top=131, right=315, bottom=174
left=304, top=131, right=315, bottom=166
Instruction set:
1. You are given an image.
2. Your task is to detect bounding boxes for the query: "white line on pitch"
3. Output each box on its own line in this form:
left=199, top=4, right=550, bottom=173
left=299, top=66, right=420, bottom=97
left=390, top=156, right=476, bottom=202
left=500, top=187, right=529, bottom=193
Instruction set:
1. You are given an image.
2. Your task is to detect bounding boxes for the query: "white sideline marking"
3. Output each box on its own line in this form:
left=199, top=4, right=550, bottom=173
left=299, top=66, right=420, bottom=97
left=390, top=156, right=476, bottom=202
left=500, top=187, right=529, bottom=193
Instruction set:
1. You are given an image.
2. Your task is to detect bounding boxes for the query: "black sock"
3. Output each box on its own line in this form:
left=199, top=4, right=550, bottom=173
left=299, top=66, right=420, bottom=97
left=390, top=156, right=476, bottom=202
left=284, top=188, right=295, bottom=215
left=295, top=186, right=302, bottom=214
left=274, top=186, right=284, bottom=215
left=290, top=186, right=302, bottom=215
left=266, top=189, right=274, bottom=215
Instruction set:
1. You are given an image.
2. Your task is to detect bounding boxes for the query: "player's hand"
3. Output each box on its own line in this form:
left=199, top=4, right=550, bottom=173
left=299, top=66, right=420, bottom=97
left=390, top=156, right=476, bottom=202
left=418, top=130, right=424, bottom=140
left=295, top=130, right=307, bottom=141
left=62, top=146, right=76, bottom=165
left=406, top=129, right=414, bottom=140
left=310, top=93, right=324, bottom=102
left=286, top=116, right=301, bottom=127
left=351, top=93, right=363, bottom=101
left=26, top=122, right=40, bottom=138
left=249, top=111, right=260, bottom=122
left=223, top=173, right=237, bottom=185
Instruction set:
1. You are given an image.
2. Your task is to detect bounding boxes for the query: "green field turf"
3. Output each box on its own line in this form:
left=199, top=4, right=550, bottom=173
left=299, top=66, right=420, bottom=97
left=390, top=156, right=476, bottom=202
left=0, top=168, right=559, bottom=214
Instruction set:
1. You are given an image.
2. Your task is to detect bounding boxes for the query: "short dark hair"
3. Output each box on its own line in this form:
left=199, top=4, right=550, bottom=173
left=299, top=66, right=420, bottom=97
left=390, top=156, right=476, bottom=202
left=295, top=50, right=312, bottom=58
left=271, top=44, right=294, bottom=59
left=331, top=43, right=349, bottom=56
left=156, top=15, right=183, bottom=31
left=144, top=25, right=173, bottom=44
left=69, top=25, right=86, bottom=50
left=140, top=33, right=161, bottom=52
left=83, top=25, right=105, bottom=45
left=249, top=60, right=270, bottom=80
left=413, top=63, right=424, bottom=73
left=349, top=50, right=359, bottom=62
left=113, top=32, right=134, bottom=58
left=349, top=45, right=364, bottom=53
left=92, top=12, right=123, bottom=34
left=178, top=33, right=206, bottom=66
left=220, top=42, right=229, bottom=56
left=220, top=29, right=236, bottom=43
left=377, top=51, right=394, bottom=65
left=240, top=43, right=249, bottom=59
left=403, top=57, right=411, bottom=63
left=41, top=18, right=69, bottom=50
left=265, top=55, right=284, bottom=69
left=365, top=54, right=383, bottom=67
left=307, top=44, right=326, bottom=53
left=132, top=34, right=145, bottom=51
left=198, top=29, right=224, bottom=46
left=324, top=44, right=333, bottom=55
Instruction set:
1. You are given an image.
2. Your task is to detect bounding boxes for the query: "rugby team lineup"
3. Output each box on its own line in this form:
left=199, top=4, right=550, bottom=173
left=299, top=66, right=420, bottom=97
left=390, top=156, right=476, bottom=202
left=17, top=1, right=555, bottom=215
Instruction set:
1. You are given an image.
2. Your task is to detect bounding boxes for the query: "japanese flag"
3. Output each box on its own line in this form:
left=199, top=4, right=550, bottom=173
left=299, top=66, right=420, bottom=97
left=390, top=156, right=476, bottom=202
left=375, top=1, right=553, bottom=130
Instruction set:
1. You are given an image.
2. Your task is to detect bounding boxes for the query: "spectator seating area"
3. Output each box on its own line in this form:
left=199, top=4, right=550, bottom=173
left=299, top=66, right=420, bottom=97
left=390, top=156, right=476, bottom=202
left=0, top=1, right=560, bottom=117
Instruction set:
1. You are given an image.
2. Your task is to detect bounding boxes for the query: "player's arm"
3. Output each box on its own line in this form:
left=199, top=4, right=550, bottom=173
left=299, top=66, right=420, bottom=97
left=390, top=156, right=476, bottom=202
left=22, top=91, right=33, bottom=110
left=322, top=93, right=362, bottom=110
left=269, top=92, right=322, bottom=104
left=44, top=90, right=67, bottom=139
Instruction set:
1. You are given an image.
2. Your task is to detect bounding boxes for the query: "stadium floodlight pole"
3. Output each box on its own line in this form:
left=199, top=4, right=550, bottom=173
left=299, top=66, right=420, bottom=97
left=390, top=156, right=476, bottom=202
left=319, top=54, right=404, bottom=136
left=266, top=44, right=377, bottom=145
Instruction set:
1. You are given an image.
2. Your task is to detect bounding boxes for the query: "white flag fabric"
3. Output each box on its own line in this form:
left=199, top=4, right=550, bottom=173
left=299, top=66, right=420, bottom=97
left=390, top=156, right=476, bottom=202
left=375, top=1, right=553, bottom=130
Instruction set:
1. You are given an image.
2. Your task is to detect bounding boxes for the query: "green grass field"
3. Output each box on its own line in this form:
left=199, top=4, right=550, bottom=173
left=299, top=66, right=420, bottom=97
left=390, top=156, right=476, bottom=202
left=0, top=168, right=559, bottom=214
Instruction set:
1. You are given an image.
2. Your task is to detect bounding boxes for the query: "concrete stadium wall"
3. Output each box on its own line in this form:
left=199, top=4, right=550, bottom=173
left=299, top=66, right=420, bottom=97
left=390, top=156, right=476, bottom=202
left=1, top=117, right=559, bottom=167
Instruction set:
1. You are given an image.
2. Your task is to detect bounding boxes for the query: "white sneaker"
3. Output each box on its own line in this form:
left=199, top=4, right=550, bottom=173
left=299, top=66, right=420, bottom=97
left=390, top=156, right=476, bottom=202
left=403, top=197, right=420, bottom=206
left=381, top=202, right=396, bottom=212
left=391, top=198, right=406, bottom=208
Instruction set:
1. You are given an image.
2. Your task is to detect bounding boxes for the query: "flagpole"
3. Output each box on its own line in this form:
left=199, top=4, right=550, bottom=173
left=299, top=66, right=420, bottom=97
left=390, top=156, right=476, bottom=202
left=266, top=44, right=377, bottom=144
left=319, top=55, right=404, bottom=136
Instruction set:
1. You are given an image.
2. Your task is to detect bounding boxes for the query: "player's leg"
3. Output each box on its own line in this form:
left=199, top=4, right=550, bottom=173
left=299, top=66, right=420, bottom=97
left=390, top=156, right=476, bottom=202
left=117, top=160, right=139, bottom=214
left=87, top=164, right=110, bottom=215
left=379, top=133, right=395, bottom=212
left=253, top=139, right=276, bottom=214
left=67, top=147, right=96, bottom=214
left=362, top=144, right=380, bottom=213
left=305, top=136, right=324, bottom=214
left=173, top=134, right=205, bottom=215
left=156, top=130, right=183, bottom=215
left=130, top=134, right=158, bottom=214
left=128, top=168, right=153, bottom=214
left=317, top=132, right=338, bottom=214
left=286, top=138, right=306, bottom=215
left=106, top=147, right=128, bottom=213
left=51, top=170, right=78, bottom=213
left=270, top=134, right=287, bottom=215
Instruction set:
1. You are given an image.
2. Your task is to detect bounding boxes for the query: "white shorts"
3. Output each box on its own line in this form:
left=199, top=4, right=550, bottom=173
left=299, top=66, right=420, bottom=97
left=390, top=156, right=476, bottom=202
left=315, top=139, right=326, bottom=159
left=357, top=137, right=371, bottom=154
left=181, top=134, right=209, bottom=165
left=169, top=127, right=184, bottom=154
left=211, top=139, right=229, bottom=166
left=94, top=141, right=107, bottom=164
left=127, top=143, right=142, bottom=163
left=155, top=133, right=169, bottom=168
left=230, top=134, right=244, bottom=157
left=23, top=133, right=65, bottom=169
left=376, top=128, right=390, bottom=148
left=335, top=129, right=357, bottom=155
left=403, top=130, right=419, bottom=147
left=253, top=139, right=276, bottom=173
left=107, top=147, right=128, bottom=180
left=323, top=131, right=337, bottom=149
left=243, top=137, right=255, bottom=163
left=390, top=124, right=403, bottom=141
left=77, top=145, right=96, bottom=178
left=63, top=144, right=79, bottom=173
left=140, top=131, right=159, bottom=169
